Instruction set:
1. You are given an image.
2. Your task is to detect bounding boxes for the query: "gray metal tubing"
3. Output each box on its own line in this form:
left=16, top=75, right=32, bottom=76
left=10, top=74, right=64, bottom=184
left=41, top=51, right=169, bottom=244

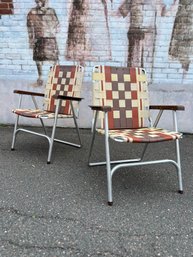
left=31, top=95, right=47, bottom=135
left=13, top=128, right=81, bottom=148
left=91, top=110, right=96, bottom=133
left=54, top=138, right=81, bottom=147
left=140, top=144, right=148, bottom=161
left=13, top=128, right=52, bottom=144
left=153, top=109, right=163, bottom=127
left=104, top=111, right=113, bottom=203
left=140, top=109, right=163, bottom=160
left=88, top=111, right=98, bottom=165
left=39, top=117, right=47, bottom=135
left=11, top=94, right=23, bottom=149
left=31, top=95, right=39, bottom=109
left=173, top=111, right=183, bottom=191
left=89, top=158, right=141, bottom=167
left=88, top=111, right=142, bottom=166
left=111, top=159, right=181, bottom=177
left=47, top=99, right=60, bottom=163
left=175, top=138, right=183, bottom=191
left=70, top=101, right=81, bottom=146
left=11, top=115, right=20, bottom=149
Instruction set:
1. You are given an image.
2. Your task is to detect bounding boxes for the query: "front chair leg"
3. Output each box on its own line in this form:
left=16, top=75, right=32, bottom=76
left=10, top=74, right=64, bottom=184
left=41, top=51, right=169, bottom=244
left=12, top=94, right=23, bottom=150
left=104, top=112, right=113, bottom=206
left=176, top=138, right=183, bottom=194
left=105, top=128, right=113, bottom=205
left=173, top=110, right=183, bottom=194
left=11, top=115, right=20, bottom=150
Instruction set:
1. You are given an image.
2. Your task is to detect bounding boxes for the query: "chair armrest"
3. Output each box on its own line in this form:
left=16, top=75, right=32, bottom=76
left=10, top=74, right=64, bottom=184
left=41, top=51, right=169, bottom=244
left=149, top=105, right=185, bottom=111
left=13, top=90, right=44, bottom=97
left=89, top=105, right=112, bottom=112
left=53, top=95, right=83, bottom=101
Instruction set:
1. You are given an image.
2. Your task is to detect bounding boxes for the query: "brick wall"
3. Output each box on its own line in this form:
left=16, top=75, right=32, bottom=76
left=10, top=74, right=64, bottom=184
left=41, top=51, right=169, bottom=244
left=0, top=0, right=192, bottom=131
left=0, top=0, right=13, bottom=15
left=0, top=0, right=192, bottom=84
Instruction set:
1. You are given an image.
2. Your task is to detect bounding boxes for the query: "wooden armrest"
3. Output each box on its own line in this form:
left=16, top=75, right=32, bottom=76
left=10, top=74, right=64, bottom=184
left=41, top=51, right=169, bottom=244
left=13, top=90, right=44, bottom=97
left=89, top=105, right=112, bottom=112
left=53, top=95, right=83, bottom=101
left=149, top=105, right=185, bottom=111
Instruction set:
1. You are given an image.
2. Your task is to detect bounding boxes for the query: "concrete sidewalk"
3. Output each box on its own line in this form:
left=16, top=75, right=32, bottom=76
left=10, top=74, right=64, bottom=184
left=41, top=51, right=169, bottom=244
left=0, top=126, right=193, bottom=257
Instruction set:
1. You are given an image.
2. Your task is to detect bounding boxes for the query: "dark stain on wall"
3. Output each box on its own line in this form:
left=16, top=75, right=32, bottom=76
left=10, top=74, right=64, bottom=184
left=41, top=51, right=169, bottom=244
left=127, top=29, right=145, bottom=68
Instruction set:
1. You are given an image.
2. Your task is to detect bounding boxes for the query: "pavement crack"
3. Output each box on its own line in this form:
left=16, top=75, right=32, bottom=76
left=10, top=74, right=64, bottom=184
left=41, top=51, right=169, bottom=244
left=0, top=207, right=62, bottom=220
left=0, top=207, right=120, bottom=233
left=1, top=238, right=81, bottom=252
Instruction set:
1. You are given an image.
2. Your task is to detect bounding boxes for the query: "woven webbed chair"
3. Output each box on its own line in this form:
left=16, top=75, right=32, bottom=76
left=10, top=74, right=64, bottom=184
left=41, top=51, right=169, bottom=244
left=11, top=65, right=84, bottom=163
left=88, top=65, right=184, bottom=205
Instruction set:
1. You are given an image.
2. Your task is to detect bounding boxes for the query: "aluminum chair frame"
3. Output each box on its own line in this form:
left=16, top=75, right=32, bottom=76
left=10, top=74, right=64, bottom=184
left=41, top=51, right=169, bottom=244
left=11, top=65, right=84, bottom=164
left=88, top=65, right=184, bottom=205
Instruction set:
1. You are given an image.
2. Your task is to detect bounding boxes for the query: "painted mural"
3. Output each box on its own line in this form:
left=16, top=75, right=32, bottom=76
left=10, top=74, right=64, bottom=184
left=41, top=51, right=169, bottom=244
left=117, top=0, right=158, bottom=78
left=66, top=0, right=112, bottom=63
left=169, top=0, right=193, bottom=79
left=116, top=0, right=180, bottom=79
left=1, top=0, right=192, bottom=85
left=27, top=0, right=59, bottom=85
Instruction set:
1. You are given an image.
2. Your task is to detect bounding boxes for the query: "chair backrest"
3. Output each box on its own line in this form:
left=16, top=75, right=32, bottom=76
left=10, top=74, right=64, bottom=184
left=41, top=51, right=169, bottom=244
left=44, top=65, right=84, bottom=115
left=92, top=65, right=150, bottom=129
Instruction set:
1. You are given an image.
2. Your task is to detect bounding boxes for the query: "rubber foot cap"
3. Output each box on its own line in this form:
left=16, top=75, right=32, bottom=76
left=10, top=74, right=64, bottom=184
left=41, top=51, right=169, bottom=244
left=178, top=190, right=183, bottom=194
left=11, top=148, right=15, bottom=151
left=47, top=161, right=51, bottom=164
left=108, top=201, right=113, bottom=206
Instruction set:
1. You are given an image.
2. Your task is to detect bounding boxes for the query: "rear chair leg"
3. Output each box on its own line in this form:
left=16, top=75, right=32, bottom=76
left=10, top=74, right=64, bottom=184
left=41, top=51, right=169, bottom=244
left=47, top=100, right=60, bottom=164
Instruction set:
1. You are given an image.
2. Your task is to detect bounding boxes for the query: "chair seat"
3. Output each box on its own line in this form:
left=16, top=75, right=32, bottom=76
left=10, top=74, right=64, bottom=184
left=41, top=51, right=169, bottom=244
left=97, top=127, right=182, bottom=143
left=12, top=109, right=72, bottom=119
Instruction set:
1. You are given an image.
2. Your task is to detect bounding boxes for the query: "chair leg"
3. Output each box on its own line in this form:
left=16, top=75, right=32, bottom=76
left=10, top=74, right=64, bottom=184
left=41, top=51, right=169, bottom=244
left=176, top=138, right=183, bottom=194
left=47, top=100, right=60, bottom=164
left=88, top=111, right=99, bottom=165
left=71, top=101, right=81, bottom=147
left=173, top=110, right=183, bottom=193
left=105, top=133, right=113, bottom=205
left=39, top=117, right=47, bottom=135
left=11, top=115, right=19, bottom=150
left=88, top=128, right=97, bottom=165
left=104, top=112, right=113, bottom=205
left=47, top=117, right=58, bottom=164
left=74, top=116, right=82, bottom=147
left=11, top=94, right=23, bottom=151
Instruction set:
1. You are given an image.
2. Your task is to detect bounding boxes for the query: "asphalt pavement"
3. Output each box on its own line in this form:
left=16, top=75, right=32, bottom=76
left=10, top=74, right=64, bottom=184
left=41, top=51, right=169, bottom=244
left=0, top=125, right=193, bottom=257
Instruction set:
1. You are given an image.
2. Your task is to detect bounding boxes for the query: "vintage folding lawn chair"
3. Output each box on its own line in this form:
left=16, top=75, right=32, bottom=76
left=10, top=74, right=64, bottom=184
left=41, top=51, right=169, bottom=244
left=88, top=65, right=184, bottom=205
left=11, top=65, right=84, bottom=163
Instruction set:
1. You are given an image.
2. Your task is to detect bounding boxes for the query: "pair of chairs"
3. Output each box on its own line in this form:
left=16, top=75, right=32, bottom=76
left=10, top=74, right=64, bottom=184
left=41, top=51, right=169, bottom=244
left=11, top=65, right=184, bottom=205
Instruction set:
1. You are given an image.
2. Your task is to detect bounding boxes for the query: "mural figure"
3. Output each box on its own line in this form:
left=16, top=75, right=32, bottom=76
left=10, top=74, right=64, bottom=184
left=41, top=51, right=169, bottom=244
left=169, top=0, right=193, bottom=79
left=66, top=0, right=112, bottom=63
left=117, top=0, right=169, bottom=79
left=27, top=0, right=59, bottom=86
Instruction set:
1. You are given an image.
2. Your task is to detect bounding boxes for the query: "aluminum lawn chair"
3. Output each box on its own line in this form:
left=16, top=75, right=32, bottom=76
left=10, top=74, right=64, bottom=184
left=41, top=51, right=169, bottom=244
left=88, top=65, right=184, bottom=205
left=11, top=65, right=84, bottom=164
